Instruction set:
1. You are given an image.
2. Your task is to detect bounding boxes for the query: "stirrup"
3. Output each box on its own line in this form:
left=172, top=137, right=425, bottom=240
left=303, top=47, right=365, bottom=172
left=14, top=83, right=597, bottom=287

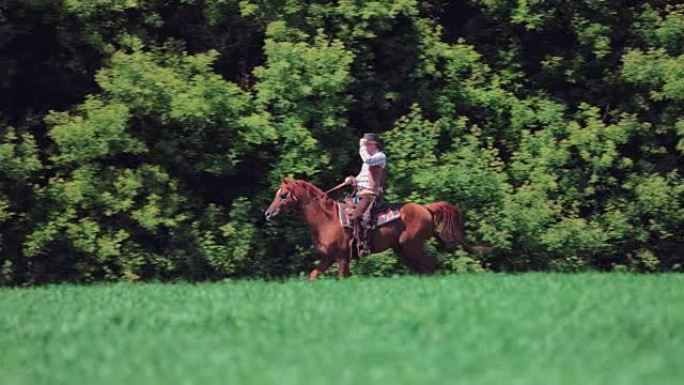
left=357, top=229, right=371, bottom=257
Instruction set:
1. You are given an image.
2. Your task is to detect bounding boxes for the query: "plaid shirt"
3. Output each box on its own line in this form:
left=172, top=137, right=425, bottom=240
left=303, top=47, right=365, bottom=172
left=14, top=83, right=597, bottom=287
left=355, top=145, right=386, bottom=190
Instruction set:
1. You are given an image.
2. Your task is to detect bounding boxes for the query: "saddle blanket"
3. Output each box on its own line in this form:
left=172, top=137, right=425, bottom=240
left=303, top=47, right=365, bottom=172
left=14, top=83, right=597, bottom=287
left=337, top=202, right=401, bottom=229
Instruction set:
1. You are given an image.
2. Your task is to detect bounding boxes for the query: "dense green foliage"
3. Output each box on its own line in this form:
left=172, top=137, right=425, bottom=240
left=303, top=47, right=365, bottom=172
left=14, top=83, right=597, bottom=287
left=1, top=0, right=682, bottom=283
left=2, top=274, right=683, bottom=384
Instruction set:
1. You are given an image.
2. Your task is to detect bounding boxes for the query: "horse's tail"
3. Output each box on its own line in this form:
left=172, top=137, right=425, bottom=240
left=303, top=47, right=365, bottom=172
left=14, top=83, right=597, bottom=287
left=424, top=201, right=493, bottom=256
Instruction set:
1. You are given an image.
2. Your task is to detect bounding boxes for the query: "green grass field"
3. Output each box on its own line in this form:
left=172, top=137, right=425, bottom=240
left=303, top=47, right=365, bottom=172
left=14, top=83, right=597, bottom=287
left=2, top=274, right=683, bottom=385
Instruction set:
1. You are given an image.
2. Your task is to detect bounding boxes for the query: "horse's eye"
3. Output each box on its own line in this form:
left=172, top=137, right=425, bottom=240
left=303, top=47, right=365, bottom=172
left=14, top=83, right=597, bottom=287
left=280, top=192, right=289, bottom=200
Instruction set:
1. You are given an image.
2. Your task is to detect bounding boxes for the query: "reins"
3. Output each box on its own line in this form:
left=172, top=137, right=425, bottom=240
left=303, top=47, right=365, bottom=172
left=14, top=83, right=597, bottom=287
left=300, top=181, right=350, bottom=206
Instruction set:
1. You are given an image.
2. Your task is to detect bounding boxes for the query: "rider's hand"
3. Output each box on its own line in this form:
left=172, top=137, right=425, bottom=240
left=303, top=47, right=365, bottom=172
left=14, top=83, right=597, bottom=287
left=359, top=138, right=367, bottom=146
left=344, top=176, right=356, bottom=185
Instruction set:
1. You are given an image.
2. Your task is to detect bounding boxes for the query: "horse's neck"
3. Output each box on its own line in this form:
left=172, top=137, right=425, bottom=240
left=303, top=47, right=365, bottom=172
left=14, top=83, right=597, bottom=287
left=299, top=195, right=337, bottom=241
left=300, top=197, right=335, bottom=223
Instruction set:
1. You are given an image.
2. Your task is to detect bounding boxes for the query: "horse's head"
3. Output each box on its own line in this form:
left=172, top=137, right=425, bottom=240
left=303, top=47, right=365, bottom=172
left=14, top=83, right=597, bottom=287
left=264, top=178, right=299, bottom=221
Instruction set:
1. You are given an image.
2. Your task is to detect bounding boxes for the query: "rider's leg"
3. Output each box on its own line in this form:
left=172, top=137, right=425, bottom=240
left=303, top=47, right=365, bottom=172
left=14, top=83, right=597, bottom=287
left=349, top=194, right=373, bottom=222
left=350, top=194, right=375, bottom=256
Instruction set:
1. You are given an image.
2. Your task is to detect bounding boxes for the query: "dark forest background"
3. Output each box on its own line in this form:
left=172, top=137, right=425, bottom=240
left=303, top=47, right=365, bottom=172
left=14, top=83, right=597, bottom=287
left=1, top=0, right=682, bottom=284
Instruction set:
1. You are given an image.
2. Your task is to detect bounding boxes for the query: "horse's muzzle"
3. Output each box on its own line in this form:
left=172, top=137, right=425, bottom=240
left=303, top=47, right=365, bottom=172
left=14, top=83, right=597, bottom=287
left=264, top=207, right=279, bottom=222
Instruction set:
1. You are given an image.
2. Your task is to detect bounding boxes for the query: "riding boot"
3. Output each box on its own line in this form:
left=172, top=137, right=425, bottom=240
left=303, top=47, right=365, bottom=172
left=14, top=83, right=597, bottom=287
left=351, top=223, right=362, bottom=260
left=349, top=194, right=375, bottom=258
left=358, top=213, right=372, bottom=257
left=358, top=229, right=371, bottom=257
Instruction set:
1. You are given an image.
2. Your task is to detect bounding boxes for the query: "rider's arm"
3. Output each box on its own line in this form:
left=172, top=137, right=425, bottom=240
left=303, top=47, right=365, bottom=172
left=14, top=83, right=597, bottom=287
left=359, top=144, right=386, bottom=166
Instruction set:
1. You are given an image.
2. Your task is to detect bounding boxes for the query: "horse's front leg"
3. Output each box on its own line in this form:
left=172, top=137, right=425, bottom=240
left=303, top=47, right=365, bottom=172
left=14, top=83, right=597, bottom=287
left=337, top=255, right=350, bottom=279
left=309, top=257, right=333, bottom=281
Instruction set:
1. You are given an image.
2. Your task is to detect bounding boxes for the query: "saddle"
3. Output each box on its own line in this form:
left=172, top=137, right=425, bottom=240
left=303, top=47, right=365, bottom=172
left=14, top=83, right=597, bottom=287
left=337, top=195, right=401, bottom=230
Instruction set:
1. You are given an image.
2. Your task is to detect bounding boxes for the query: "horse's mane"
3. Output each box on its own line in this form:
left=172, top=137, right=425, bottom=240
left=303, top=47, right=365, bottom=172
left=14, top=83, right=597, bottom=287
left=286, top=179, right=336, bottom=208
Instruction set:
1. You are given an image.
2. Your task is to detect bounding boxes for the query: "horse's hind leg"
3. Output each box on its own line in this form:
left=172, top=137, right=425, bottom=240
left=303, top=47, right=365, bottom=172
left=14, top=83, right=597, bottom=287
left=394, top=203, right=437, bottom=274
left=395, top=239, right=437, bottom=275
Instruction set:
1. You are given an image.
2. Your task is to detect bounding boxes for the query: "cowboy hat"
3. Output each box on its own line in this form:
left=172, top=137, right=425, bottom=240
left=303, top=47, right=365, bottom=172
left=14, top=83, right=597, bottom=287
left=362, top=133, right=381, bottom=144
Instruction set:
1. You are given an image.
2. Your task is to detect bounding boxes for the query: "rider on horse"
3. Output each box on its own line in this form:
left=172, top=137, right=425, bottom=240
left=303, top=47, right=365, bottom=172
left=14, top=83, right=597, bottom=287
left=344, top=133, right=386, bottom=257
left=264, top=135, right=490, bottom=279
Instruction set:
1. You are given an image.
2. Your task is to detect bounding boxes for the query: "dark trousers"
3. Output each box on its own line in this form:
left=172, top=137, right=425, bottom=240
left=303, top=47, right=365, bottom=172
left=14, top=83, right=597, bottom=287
left=349, top=194, right=375, bottom=228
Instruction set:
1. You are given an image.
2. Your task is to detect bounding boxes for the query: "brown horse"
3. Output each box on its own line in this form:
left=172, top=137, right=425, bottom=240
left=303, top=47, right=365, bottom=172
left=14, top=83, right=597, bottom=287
left=264, top=178, right=487, bottom=280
